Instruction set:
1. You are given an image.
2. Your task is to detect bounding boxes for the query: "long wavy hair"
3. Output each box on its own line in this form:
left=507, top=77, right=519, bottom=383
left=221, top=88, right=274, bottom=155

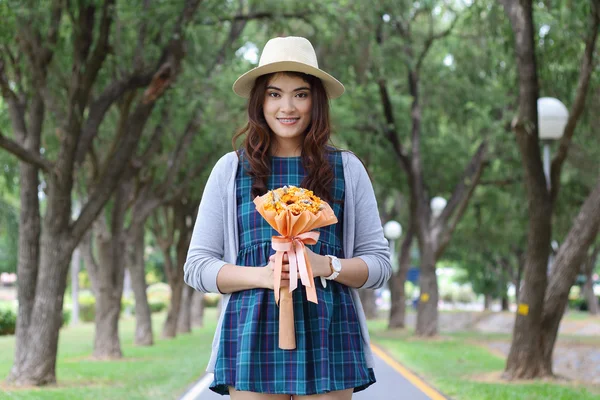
left=232, top=71, right=337, bottom=203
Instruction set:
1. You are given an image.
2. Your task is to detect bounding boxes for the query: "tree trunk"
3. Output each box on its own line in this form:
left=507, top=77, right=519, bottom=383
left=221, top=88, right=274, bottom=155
left=500, top=0, right=553, bottom=380
left=583, top=277, right=598, bottom=315
left=388, top=228, right=413, bottom=328
left=583, top=246, right=599, bottom=316
left=539, top=180, right=600, bottom=371
left=501, top=294, right=510, bottom=311
left=8, top=232, right=72, bottom=385
left=192, top=290, right=205, bottom=327
left=584, top=280, right=599, bottom=315
left=92, top=235, right=124, bottom=359
left=161, top=203, right=192, bottom=338
left=71, top=246, right=81, bottom=325
left=484, top=294, right=492, bottom=311
left=415, top=244, right=438, bottom=336
left=128, top=226, right=153, bottom=345
left=163, top=274, right=183, bottom=338
left=388, top=274, right=407, bottom=327
left=178, top=284, right=193, bottom=334
left=8, top=156, right=42, bottom=383
left=358, top=289, right=378, bottom=319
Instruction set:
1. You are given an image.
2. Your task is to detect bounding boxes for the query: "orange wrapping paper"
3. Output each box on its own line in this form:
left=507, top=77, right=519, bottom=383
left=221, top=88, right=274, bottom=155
left=253, top=187, right=338, bottom=349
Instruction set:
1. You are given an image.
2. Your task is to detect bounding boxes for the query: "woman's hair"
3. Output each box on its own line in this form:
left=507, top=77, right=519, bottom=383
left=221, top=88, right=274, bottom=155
left=232, top=71, right=336, bottom=203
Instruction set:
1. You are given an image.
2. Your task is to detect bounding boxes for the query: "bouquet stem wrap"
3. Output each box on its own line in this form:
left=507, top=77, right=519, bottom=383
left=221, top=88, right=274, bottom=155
left=272, top=233, right=319, bottom=349
left=253, top=186, right=338, bottom=350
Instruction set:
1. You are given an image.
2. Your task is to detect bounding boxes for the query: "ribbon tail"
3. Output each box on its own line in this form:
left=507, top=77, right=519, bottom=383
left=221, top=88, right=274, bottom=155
left=302, top=247, right=318, bottom=304
left=288, top=246, right=298, bottom=292
left=295, top=241, right=311, bottom=286
left=274, top=251, right=284, bottom=306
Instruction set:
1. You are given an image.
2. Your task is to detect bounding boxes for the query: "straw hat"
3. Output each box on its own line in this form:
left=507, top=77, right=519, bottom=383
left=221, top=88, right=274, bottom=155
left=232, top=36, right=345, bottom=99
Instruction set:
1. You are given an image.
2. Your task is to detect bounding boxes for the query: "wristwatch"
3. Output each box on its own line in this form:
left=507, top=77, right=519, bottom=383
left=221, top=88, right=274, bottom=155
left=320, top=255, right=342, bottom=288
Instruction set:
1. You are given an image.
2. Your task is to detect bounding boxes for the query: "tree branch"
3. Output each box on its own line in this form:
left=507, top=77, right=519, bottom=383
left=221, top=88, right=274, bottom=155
left=70, top=0, right=201, bottom=243
left=434, top=140, right=488, bottom=258
left=550, top=1, right=599, bottom=202
left=165, top=156, right=211, bottom=203
left=0, top=129, right=54, bottom=173
left=415, top=10, right=459, bottom=73
left=76, top=70, right=155, bottom=164
left=203, top=11, right=312, bottom=25
left=377, top=78, right=411, bottom=171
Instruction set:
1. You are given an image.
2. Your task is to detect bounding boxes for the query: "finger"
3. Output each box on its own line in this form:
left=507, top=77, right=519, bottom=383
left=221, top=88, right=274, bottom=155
left=280, top=279, right=290, bottom=288
left=281, top=263, right=290, bottom=272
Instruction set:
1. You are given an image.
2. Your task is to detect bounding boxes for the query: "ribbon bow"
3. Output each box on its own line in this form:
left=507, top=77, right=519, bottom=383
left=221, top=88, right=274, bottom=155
left=271, top=231, right=320, bottom=305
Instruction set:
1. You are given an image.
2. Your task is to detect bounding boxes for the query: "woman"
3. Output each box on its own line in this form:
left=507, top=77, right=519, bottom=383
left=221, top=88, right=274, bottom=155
left=184, top=36, right=392, bottom=399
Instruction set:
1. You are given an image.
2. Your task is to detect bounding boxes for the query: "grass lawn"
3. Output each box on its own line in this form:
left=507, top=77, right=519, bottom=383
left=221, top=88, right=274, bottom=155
left=368, top=319, right=600, bottom=400
left=0, top=310, right=218, bottom=399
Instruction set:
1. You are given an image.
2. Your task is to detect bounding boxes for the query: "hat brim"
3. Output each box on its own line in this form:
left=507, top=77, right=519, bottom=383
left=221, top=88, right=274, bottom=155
left=232, top=61, right=345, bottom=99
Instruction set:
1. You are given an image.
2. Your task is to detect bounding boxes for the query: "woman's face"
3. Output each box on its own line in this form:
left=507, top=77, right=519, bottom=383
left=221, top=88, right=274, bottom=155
left=263, top=74, right=312, bottom=153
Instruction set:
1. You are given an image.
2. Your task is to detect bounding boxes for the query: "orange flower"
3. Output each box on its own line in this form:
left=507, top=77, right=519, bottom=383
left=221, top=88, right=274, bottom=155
left=263, top=185, right=325, bottom=215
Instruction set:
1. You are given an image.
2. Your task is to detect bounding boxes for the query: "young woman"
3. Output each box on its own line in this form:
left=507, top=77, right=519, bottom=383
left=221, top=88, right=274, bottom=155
left=184, top=36, right=392, bottom=400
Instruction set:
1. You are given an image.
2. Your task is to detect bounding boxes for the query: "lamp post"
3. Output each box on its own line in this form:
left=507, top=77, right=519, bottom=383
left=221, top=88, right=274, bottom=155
left=538, top=97, right=567, bottom=275
left=431, top=196, right=447, bottom=219
left=537, top=97, right=568, bottom=191
left=384, top=220, right=403, bottom=272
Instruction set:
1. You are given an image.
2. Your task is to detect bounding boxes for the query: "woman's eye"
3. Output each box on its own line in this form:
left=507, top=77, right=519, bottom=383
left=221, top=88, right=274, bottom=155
left=297, top=92, right=308, bottom=98
left=268, top=92, right=280, bottom=98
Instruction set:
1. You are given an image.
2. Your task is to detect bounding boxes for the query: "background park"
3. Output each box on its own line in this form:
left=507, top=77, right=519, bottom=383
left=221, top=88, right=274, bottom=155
left=0, top=0, right=599, bottom=399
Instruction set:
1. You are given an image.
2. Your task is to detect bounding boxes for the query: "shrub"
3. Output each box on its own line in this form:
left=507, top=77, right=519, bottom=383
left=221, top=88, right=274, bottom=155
left=0, top=308, right=16, bottom=335
left=79, top=295, right=96, bottom=322
left=455, top=286, right=476, bottom=304
left=147, top=283, right=171, bottom=304
left=149, top=300, right=167, bottom=313
left=203, top=293, right=220, bottom=308
left=61, top=309, right=71, bottom=327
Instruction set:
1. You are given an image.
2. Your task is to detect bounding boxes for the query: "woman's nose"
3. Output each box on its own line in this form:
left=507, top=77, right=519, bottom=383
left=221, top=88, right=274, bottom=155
left=280, top=96, right=296, bottom=112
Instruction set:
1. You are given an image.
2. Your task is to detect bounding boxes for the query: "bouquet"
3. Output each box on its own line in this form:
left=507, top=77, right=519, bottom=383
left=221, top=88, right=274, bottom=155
left=254, top=185, right=338, bottom=349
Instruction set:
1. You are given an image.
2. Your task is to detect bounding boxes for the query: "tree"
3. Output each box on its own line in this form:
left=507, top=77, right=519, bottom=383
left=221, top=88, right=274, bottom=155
left=0, top=0, right=203, bottom=385
left=372, top=1, right=488, bottom=336
left=498, top=0, right=600, bottom=380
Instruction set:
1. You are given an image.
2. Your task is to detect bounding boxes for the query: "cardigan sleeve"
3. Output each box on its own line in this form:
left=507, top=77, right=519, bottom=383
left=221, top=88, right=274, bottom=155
left=183, top=154, right=231, bottom=294
left=347, top=154, right=393, bottom=290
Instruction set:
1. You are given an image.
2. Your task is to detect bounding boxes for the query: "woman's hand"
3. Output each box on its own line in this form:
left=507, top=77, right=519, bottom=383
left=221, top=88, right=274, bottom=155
left=264, top=254, right=291, bottom=290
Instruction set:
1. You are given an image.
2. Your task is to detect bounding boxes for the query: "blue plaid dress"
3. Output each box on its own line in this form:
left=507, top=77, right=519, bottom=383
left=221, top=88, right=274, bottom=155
left=210, top=150, right=375, bottom=395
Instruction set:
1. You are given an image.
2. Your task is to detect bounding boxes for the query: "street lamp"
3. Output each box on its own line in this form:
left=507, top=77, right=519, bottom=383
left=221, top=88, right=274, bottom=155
left=384, top=220, right=403, bottom=272
left=538, top=97, right=568, bottom=191
left=538, top=97, right=568, bottom=275
left=431, top=196, right=447, bottom=219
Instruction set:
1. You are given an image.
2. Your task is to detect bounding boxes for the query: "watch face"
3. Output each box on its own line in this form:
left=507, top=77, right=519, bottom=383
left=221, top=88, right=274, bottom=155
left=331, top=256, right=342, bottom=272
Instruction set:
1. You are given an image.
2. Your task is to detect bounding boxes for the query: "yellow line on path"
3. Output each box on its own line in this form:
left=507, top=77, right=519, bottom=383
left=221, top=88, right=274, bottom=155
left=371, top=344, right=447, bottom=400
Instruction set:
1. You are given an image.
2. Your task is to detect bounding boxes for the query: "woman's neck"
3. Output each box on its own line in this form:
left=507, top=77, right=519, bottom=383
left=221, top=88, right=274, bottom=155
left=270, top=139, right=303, bottom=157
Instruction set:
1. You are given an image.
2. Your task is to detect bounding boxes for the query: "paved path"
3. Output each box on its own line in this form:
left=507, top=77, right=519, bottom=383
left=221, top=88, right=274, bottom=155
left=180, top=345, right=445, bottom=400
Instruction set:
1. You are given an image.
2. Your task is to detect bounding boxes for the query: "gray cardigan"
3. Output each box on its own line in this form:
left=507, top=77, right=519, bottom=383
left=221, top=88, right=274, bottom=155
left=184, top=150, right=392, bottom=373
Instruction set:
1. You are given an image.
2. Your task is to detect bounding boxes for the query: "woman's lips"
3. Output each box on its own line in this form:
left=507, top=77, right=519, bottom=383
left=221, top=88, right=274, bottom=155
left=277, top=118, right=300, bottom=125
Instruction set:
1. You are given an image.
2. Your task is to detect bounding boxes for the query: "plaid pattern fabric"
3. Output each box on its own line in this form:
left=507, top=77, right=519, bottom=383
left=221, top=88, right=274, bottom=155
left=210, top=150, right=375, bottom=395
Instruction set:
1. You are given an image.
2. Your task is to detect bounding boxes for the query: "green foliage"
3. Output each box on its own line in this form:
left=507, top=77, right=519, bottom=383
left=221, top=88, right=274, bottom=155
left=0, top=197, right=18, bottom=273
left=61, top=309, right=71, bottom=327
left=149, top=300, right=167, bottom=313
left=78, top=293, right=97, bottom=323
left=0, top=308, right=16, bottom=335
left=0, top=307, right=70, bottom=335
left=203, top=293, right=220, bottom=308
left=78, top=270, right=91, bottom=290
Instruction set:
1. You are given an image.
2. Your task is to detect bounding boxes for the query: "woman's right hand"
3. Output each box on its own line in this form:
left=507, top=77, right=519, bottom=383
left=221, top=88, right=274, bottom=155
left=264, top=254, right=291, bottom=290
